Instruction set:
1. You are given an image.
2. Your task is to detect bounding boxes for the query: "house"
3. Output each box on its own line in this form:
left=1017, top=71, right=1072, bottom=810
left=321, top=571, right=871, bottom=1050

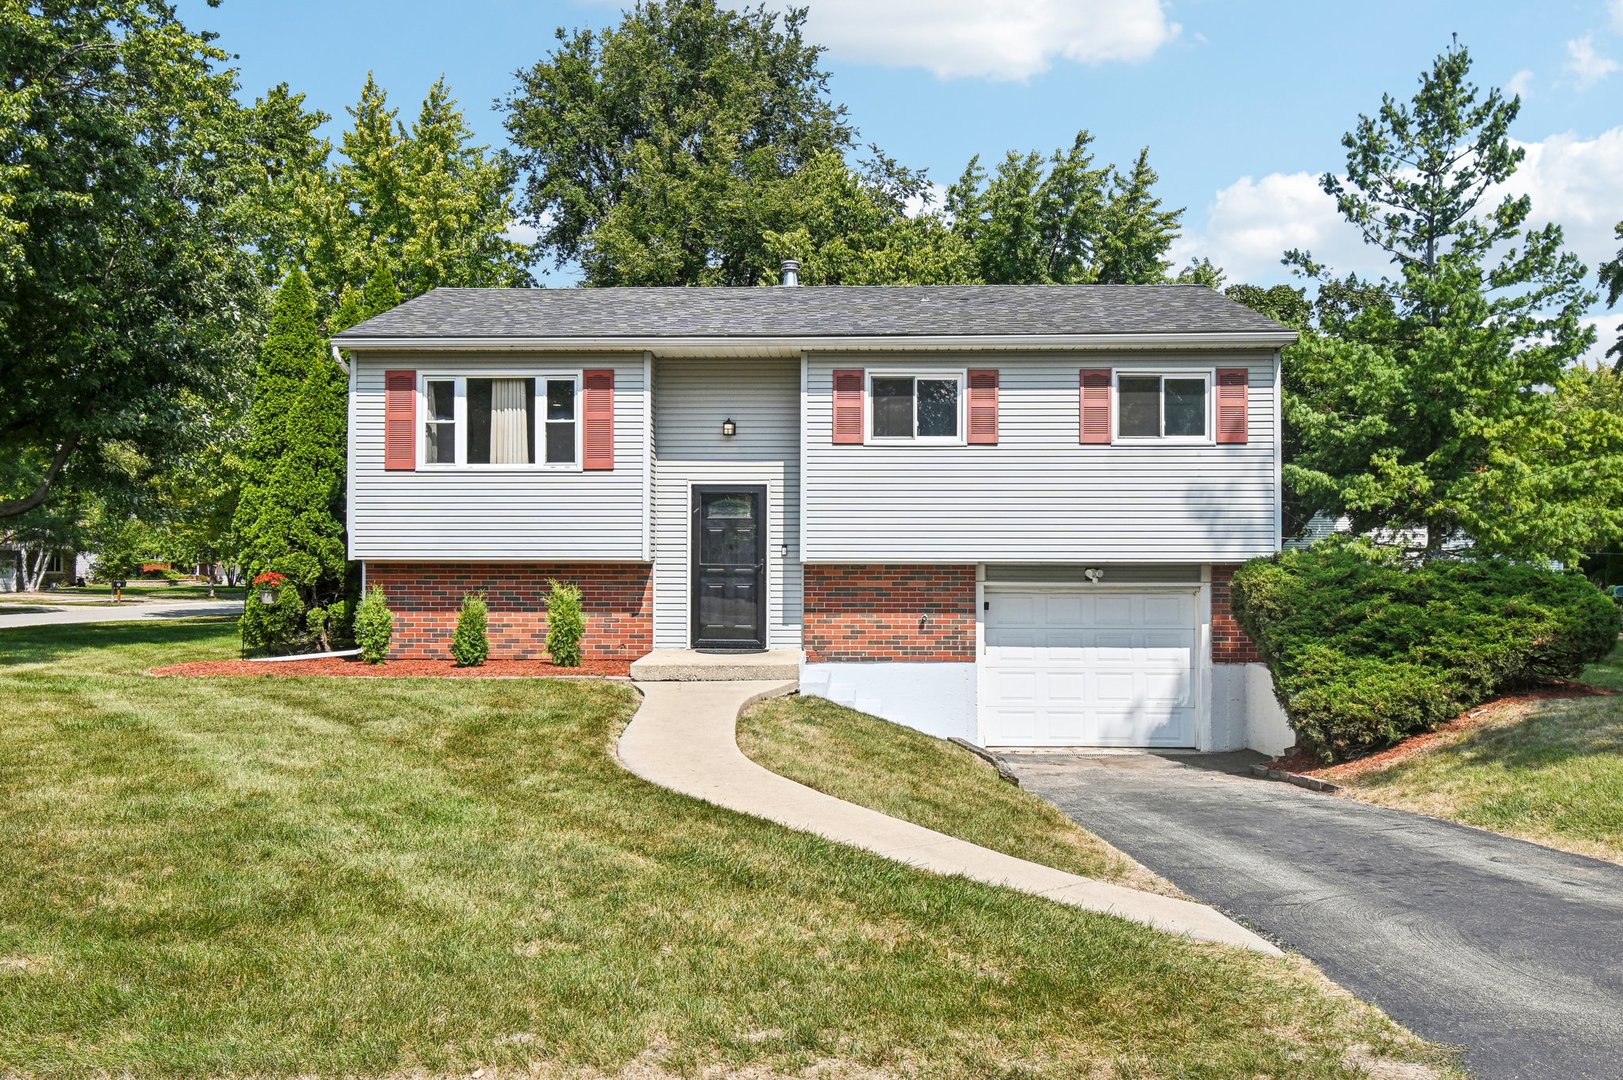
left=332, top=272, right=1297, bottom=754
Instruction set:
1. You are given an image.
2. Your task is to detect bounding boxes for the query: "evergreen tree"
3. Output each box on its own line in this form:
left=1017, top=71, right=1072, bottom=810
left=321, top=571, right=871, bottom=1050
left=233, top=269, right=347, bottom=600
left=1093, top=149, right=1183, bottom=284
left=1281, top=41, right=1610, bottom=564
left=1600, top=221, right=1623, bottom=369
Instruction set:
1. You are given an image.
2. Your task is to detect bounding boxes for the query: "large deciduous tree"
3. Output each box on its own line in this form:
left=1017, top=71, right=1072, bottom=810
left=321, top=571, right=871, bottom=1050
left=945, top=135, right=1181, bottom=285
left=1280, top=41, right=1611, bottom=564
left=503, top=0, right=855, bottom=285
left=0, top=1, right=279, bottom=520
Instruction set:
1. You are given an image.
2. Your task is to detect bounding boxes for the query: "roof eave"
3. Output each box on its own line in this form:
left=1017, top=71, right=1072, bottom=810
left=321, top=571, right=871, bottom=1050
left=329, top=330, right=1300, bottom=356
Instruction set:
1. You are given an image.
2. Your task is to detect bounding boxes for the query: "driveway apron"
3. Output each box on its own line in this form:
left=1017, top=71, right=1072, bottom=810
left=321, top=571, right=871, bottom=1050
left=1005, top=751, right=1623, bottom=1080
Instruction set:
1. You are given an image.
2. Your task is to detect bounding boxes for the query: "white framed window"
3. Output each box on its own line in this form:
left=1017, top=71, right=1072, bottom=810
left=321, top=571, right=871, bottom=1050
left=868, top=371, right=965, bottom=443
left=1114, top=371, right=1212, bottom=444
left=418, top=373, right=582, bottom=469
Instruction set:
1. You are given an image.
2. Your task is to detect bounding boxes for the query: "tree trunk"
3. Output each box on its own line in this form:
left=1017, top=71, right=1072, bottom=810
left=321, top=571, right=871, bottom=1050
left=24, top=547, right=49, bottom=591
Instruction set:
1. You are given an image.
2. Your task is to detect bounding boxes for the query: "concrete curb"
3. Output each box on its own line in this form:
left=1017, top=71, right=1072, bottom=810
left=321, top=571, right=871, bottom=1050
left=618, top=679, right=1282, bottom=956
left=949, top=738, right=1022, bottom=787
left=1250, top=763, right=1341, bottom=793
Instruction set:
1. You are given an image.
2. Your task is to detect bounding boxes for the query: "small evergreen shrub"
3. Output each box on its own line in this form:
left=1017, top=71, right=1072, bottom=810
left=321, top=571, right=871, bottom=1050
left=451, top=592, right=490, bottom=667
left=1232, top=542, right=1619, bottom=761
left=240, top=572, right=307, bottom=656
left=355, top=584, right=394, bottom=664
left=326, top=599, right=354, bottom=649
left=545, top=580, right=585, bottom=667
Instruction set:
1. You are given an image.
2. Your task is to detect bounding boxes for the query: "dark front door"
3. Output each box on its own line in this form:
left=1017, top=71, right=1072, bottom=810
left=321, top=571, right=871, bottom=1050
left=691, top=486, right=766, bottom=651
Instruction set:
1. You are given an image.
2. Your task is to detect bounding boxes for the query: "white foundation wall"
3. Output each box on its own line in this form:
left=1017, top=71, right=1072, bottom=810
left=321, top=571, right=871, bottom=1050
left=800, top=662, right=978, bottom=742
left=1211, top=662, right=1294, bottom=755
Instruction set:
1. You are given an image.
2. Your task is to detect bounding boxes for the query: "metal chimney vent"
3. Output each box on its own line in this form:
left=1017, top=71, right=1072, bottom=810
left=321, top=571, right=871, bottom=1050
left=779, top=259, right=800, bottom=286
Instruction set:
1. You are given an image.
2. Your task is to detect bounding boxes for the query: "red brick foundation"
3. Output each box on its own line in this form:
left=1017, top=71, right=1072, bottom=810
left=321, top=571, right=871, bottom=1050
left=1210, top=563, right=1262, bottom=664
left=803, top=564, right=977, bottom=662
left=363, top=562, right=652, bottom=660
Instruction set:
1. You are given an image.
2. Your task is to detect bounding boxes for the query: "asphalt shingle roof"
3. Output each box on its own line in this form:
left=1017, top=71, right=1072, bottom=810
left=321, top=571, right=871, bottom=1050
left=332, top=284, right=1292, bottom=342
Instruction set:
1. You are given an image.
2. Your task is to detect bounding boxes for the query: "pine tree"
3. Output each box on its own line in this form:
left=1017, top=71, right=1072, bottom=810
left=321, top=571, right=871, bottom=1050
left=1093, top=149, right=1182, bottom=284
left=233, top=269, right=347, bottom=600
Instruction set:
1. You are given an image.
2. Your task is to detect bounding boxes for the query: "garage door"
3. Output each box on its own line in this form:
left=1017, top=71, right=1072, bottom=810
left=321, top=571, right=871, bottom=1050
left=981, top=588, right=1198, bottom=747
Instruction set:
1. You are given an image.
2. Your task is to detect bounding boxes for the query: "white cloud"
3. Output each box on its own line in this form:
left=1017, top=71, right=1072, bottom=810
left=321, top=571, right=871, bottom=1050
left=503, top=219, right=540, bottom=247
left=1177, top=126, right=1623, bottom=288
left=1501, top=126, right=1623, bottom=273
left=1168, top=172, right=1377, bottom=285
left=1507, top=68, right=1535, bottom=99
left=1565, top=33, right=1618, bottom=89
left=1580, top=313, right=1623, bottom=367
left=902, top=180, right=950, bottom=218
left=779, top=0, right=1180, bottom=81
left=1611, top=0, right=1623, bottom=35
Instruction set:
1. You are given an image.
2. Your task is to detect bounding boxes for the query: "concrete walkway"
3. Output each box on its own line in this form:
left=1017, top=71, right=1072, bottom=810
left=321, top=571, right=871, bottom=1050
left=617, top=680, right=1279, bottom=954
left=0, top=598, right=242, bottom=630
left=1007, top=750, right=1623, bottom=1080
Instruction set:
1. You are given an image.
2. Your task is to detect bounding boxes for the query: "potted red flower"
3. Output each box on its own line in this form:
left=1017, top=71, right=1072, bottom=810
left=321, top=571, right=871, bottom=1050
left=252, top=571, right=287, bottom=607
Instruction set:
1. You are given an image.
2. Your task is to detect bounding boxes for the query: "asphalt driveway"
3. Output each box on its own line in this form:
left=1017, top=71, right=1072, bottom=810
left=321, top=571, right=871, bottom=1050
left=1004, top=751, right=1623, bottom=1080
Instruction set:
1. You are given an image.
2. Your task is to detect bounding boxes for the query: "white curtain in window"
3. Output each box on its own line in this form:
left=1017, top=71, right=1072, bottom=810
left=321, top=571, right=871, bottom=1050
left=490, top=378, right=529, bottom=464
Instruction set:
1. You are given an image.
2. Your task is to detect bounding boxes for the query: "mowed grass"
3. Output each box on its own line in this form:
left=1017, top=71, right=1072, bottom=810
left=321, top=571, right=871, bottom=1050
left=739, top=693, right=1171, bottom=894
left=1338, top=641, right=1623, bottom=863
left=0, top=620, right=1460, bottom=1078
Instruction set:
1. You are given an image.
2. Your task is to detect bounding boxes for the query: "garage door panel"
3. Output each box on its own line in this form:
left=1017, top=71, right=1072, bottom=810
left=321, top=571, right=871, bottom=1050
left=982, top=587, right=1198, bottom=748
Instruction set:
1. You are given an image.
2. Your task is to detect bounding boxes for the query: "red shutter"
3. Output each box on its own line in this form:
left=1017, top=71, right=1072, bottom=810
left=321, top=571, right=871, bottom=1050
left=832, top=369, right=864, bottom=444
left=1216, top=368, right=1249, bottom=444
left=583, top=368, right=614, bottom=470
left=384, top=370, right=416, bottom=470
left=1079, top=369, right=1112, bottom=444
left=967, top=369, right=998, bottom=445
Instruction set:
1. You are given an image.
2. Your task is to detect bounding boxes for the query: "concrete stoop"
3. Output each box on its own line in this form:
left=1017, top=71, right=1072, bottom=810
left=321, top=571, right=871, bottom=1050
left=629, top=648, right=802, bottom=683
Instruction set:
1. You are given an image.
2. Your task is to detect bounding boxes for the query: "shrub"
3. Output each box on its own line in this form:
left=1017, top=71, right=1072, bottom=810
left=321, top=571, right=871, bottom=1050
left=240, top=576, right=307, bottom=656
left=451, top=592, right=490, bottom=667
left=355, top=584, right=394, bottom=664
left=1232, top=542, right=1619, bottom=761
left=326, top=599, right=354, bottom=649
left=545, top=580, right=584, bottom=667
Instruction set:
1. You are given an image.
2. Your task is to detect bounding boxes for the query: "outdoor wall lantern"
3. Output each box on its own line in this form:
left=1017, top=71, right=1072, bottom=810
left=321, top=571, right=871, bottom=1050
left=721, top=418, right=737, bottom=437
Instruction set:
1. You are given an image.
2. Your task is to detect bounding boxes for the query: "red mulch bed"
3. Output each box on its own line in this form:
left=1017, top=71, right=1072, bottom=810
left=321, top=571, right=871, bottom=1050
left=1269, top=680, right=1615, bottom=782
left=150, top=656, right=631, bottom=679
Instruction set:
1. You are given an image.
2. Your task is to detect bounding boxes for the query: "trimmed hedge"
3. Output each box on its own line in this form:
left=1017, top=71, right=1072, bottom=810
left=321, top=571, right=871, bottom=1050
left=355, top=585, right=394, bottom=664
left=451, top=592, right=489, bottom=667
left=1231, top=543, right=1618, bottom=761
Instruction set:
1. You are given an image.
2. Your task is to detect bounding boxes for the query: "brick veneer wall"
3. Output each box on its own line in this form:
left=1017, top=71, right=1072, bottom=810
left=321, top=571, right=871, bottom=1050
left=804, top=564, right=977, bottom=662
left=363, top=562, right=652, bottom=660
left=1210, top=563, right=1262, bottom=664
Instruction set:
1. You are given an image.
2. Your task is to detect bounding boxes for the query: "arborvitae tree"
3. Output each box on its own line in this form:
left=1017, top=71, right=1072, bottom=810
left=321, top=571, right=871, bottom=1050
left=233, top=269, right=347, bottom=601
left=1093, top=149, right=1183, bottom=284
left=330, top=260, right=404, bottom=334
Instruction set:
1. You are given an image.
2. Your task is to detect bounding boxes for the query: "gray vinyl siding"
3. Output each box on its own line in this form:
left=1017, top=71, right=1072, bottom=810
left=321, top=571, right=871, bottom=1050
left=802, top=352, right=1280, bottom=563
left=651, top=358, right=802, bottom=649
left=349, top=353, right=648, bottom=560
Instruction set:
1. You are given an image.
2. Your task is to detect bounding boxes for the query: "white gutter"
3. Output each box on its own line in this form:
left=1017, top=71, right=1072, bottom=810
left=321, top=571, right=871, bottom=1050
left=330, top=344, right=349, bottom=374
left=328, top=330, right=1299, bottom=354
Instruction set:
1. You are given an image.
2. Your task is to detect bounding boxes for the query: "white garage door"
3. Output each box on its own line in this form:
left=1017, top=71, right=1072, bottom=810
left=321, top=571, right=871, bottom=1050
left=981, top=588, right=1198, bottom=747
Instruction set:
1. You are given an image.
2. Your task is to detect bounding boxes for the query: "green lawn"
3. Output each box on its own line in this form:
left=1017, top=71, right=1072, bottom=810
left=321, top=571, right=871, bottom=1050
left=1336, top=641, right=1623, bottom=863
left=739, top=693, right=1173, bottom=895
left=0, top=620, right=1459, bottom=1078
left=45, top=582, right=246, bottom=601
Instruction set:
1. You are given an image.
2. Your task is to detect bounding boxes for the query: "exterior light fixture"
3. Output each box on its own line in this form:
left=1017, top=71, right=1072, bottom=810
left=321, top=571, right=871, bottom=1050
left=721, top=418, right=737, bottom=437
left=1083, top=567, right=1105, bottom=583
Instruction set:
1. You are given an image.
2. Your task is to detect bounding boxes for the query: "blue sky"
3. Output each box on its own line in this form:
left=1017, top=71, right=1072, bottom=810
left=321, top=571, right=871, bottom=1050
left=178, top=0, right=1623, bottom=348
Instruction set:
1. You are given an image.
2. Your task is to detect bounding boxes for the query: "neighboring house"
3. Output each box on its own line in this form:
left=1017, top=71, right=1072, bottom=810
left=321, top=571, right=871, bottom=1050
left=0, top=545, right=80, bottom=592
left=332, top=273, right=1297, bottom=754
